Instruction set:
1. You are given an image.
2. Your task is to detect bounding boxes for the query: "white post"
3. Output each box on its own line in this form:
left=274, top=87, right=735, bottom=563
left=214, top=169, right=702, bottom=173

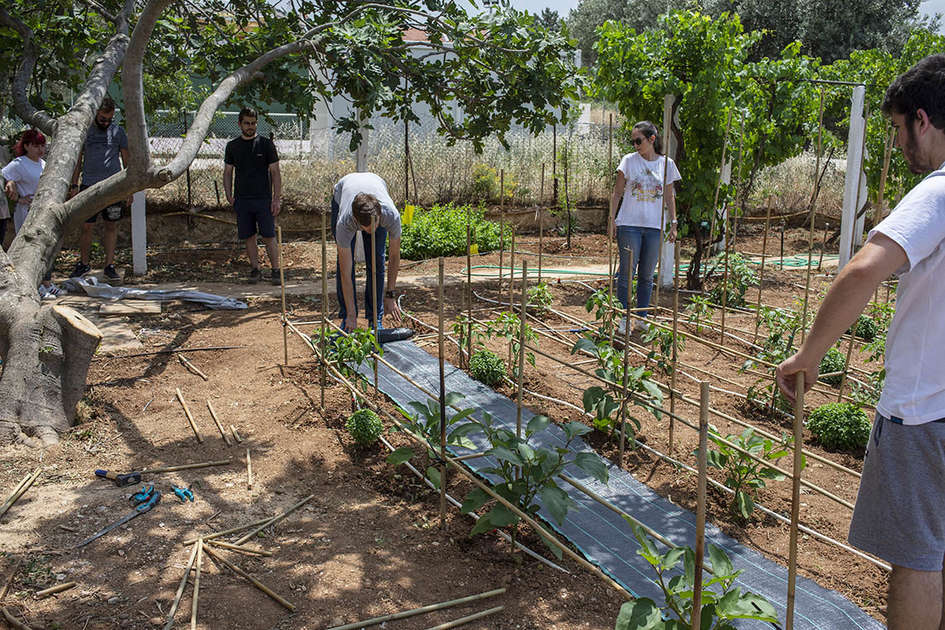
left=355, top=112, right=369, bottom=172
left=131, top=190, right=147, bottom=275
left=839, top=85, right=866, bottom=270
left=854, top=165, right=868, bottom=247
left=659, top=94, right=676, bottom=287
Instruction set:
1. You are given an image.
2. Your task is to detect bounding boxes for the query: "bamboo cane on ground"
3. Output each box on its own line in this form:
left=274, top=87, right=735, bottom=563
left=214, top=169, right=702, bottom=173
left=190, top=539, right=203, bottom=630
left=325, top=588, right=506, bottom=630
left=424, top=606, right=504, bottom=630
left=163, top=542, right=199, bottom=630
left=201, top=543, right=296, bottom=612
left=233, top=494, right=315, bottom=545
left=206, top=400, right=231, bottom=445
left=175, top=388, right=203, bottom=443
left=0, top=468, right=42, bottom=520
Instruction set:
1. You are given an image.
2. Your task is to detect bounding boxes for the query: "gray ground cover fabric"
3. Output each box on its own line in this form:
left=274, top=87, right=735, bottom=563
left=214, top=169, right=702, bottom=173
left=62, top=276, right=247, bottom=310
left=358, top=340, right=884, bottom=630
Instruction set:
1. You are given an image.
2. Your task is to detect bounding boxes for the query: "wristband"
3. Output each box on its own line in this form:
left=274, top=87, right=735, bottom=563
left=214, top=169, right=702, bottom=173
left=385, top=290, right=397, bottom=298
left=670, top=219, right=678, bottom=225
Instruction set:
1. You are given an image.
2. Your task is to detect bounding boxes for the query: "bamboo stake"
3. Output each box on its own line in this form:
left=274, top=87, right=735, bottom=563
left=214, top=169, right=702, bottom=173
left=325, top=588, right=506, bottom=630
left=277, top=226, right=288, bottom=366
left=818, top=223, right=829, bottom=272
left=231, top=425, right=243, bottom=443
left=246, top=449, right=253, bottom=490
left=619, top=245, right=632, bottom=466
left=780, top=222, right=785, bottom=269
left=786, top=373, right=806, bottom=630
left=424, top=606, right=504, bottom=630
left=178, top=354, right=209, bottom=381
left=371, top=219, right=379, bottom=393
left=465, top=204, right=472, bottom=369
left=190, top=539, right=203, bottom=630
left=164, top=542, right=199, bottom=630
left=142, top=460, right=231, bottom=475
left=437, top=257, right=447, bottom=528
left=320, top=210, right=328, bottom=410
left=800, top=92, right=824, bottom=346
left=669, top=244, right=680, bottom=456
left=538, top=205, right=544, bottom=284
left=205, top=400, right=231, bottom=445
left=234, top=494, right=315, bottom=546
left=720, top=205, right=731, bottom=345
left=1, top=607, right=33, bottom=630
left=182, top=516, right=277, bottom=545
left=34, top=581, right=76, bottom=599
left=514, top=262, right=528, bottom=445
left=540, top=163, right=545, bottom=204
left=205, top=540, right=273, bottom=557
left=0, top=559, right=22, bottom=602
left=837, top=332, right=858, bottom=402
left=175, top=388, right=203, bottom=443
left=707, top=110, right=733, bottom=266
left=201, top=544, right=296, bottom=612
left=498, top=204, right=505, bottom=292
left=0, top=468, right=41, bottom=520
left=752, top=200, right=773, bottom=346
left=691, top=382, right=710, bottom=630
left=508, top=228, right=516, bottom=308
left=653, top=145, right=671, bottom=309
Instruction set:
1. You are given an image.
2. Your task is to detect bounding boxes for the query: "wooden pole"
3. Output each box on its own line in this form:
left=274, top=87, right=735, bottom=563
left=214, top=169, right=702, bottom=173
left=163, top=542, right=199, bottom=630
left=278, top=226, right=288, bottom=366
left=201, top=544, right=296, bottom=612
left=190, top=539, right=203, bottom=630
left=370, top=220, right=379, bottom=392
left=233, top=494, right=315, bottom=545
left=34, top=582, right=76, bottom=598
left=517, top=262, right=528, bottom=440
left=538, top=206, right=544, bottom=284
left=175, top=388, right=203, bottom=443
left=653, top=146, right=671, bottom=310
left=437, top=257, right=447, bottom=527
left=691, top=382, right=710, bottom=630
left=0, top=468, right=41, bottom=520
left=325, top=588, right=506, bottom=630
left=540, top=162, right=545, bottom=204
left=753, top=198, right=773, bottom=345
left=320, top=210, right=328, bottom=410
left=618, top=245, right=632, bottom=466
left=499, top=205, right=505, bottom=292
left=719, top=206, right=731, bottom=345
left=424, top=607, right=504, bottom=630
left=837, top=332, right=857, bottom=402
left=508, top=228, right=516, bottom=307
left=780, top=222, right=785, bottom=269
left=801, top=91, right=825, bottom=346
left=205, top=540, right=273, bottom=556
left=142, top=460, right=231, bottom=475
left=466, top=205, right=473, bottom=369
left=246, top=449, right=253, bottom=490
left=669, top=245, right=680, bottom=456
left=786, top=372, right=806, bottom=630
left=206, top=400, right=231, bottom=446
left=818, top=223, right=829, bottom=272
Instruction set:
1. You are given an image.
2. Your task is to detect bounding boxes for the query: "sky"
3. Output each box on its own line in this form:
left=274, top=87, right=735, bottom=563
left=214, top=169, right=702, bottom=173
left=486, top=0, right=945, bottom=32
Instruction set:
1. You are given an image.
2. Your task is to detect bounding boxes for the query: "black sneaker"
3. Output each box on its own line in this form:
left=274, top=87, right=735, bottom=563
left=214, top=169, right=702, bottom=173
left=72, top=262, right=91, bottom=278
left=248, top=267, right=261, bottom=284
left=270, top=268, right=283, bottom=285
left=103, top=264, right=121, bottom=283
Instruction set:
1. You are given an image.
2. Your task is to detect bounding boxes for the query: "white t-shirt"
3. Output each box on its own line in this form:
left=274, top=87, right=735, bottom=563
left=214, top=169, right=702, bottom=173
left=2, top=155, right=45, bottom=205
left=615, top=152, right=681, bottom=230
left=333, top=172, right=401, bottom=247
left=870, top=167, right=945, bottom=424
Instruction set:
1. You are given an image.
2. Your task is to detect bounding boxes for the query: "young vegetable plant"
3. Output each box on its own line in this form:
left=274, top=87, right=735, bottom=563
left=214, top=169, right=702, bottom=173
left=615, top=523, right=779, bottom=630
left=386, top=392, right=480, bottom=488
left=484, top=311, right=537, bottom=376
left=526, top=282, right=554, bottom=313
left=685, top=295, right=714, bottom=335
left=452, top=314, right=487, bottom=363
left=571, top=336, right=663, bottom=441
left=704, top=427, right=801, bottom=520
left=707, top=252, right=757, bottom=308
left=585, top=288, right=623, bottom=336
left=312, top=327, right=382, bottom=393
left=459, top=413, right=609, bottom=558
left=642, top=323, right=685, bottom=375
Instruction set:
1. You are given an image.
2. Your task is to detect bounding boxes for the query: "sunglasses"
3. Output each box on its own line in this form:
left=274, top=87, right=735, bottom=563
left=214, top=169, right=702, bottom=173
left=96, top=116, right=113, bottom=124
left=631, top=137, right=648, bottom=146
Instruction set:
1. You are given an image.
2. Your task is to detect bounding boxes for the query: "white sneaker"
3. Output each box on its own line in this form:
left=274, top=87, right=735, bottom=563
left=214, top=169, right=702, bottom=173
left=616, top=317, right=628, bottom=336
left=635, top=319, right=648, bottom=333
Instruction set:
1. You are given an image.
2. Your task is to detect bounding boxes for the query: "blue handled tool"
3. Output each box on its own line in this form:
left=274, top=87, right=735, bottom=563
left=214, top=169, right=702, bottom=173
left=75, top=489, right=161, bottom=548
left=130, top=485, right=154, bottom=505
left=171, top=485, right=194, bottom=502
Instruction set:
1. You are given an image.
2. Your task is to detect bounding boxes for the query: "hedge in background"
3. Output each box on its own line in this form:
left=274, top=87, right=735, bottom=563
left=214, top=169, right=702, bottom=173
left=401, top=204, right=508, bottom=260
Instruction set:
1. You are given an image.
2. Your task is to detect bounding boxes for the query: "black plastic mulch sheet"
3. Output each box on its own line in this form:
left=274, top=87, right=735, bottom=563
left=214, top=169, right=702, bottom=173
left=357, top=340, right=884, bottom=630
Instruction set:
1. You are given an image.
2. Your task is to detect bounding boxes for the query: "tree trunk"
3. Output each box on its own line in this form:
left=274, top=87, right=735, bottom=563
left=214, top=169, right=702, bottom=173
left=0, top=296, right=101, bottom=445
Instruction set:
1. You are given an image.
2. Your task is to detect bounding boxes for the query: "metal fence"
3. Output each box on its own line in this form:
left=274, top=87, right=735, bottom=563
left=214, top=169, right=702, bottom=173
left=147, top=109, right=618, bottom=211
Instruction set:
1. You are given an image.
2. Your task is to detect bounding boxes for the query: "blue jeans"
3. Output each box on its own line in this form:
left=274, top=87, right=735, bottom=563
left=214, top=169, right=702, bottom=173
left=616, top=226, right=660, bottom=316
left=331, top=197, right=386, bottom=328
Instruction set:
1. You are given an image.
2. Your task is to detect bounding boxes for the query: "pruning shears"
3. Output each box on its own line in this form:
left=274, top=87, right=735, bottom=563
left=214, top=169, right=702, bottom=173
left=75, top=488, right=161, bottom=548
left=171, top=485, right=194, bottom=503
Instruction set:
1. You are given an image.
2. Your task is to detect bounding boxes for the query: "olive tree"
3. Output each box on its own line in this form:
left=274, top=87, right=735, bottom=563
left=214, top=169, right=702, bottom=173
left=0, top=0, right=581, bottom=445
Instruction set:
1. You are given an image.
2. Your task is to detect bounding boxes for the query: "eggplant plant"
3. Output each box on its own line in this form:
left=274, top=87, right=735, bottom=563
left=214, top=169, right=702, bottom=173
left=312, top=327, right=381, bottom=394
left=615, top=523, right=779, bottom=630
left=460, top=413, right=609, bottom=558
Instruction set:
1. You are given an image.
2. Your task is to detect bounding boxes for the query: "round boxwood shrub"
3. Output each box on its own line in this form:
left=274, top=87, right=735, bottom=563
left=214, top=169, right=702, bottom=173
left=470, top=349, right=506, bottom=386
left=807, top=402, right=871, bottom=451
left=818, top=347, right=846, bottom=386
left=345, top=409, right=383, bottom=446
left=847, top=314, right=878, bottom=342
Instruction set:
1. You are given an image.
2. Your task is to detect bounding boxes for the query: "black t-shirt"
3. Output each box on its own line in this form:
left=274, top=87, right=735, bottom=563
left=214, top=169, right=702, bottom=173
left=224, top=135, right=279, bottom=199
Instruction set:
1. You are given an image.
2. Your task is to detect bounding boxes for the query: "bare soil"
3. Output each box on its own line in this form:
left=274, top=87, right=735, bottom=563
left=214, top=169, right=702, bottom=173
left=0, top=223, right=887, bottom=629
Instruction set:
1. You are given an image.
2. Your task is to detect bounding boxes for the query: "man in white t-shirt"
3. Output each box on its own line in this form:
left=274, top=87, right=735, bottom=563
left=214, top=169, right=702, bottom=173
left=777, top=54, right=945, bottom=629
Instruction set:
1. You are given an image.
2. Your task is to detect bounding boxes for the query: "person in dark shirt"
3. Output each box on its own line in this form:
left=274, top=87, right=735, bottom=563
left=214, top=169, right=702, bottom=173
left=223, top=107, right=282, bottom=284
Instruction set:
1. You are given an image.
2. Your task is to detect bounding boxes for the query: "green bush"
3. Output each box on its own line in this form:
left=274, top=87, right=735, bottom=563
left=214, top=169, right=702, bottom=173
left=469, top=350, right=506, bottom=386
left=400, top=204, right=508, bottom=260
left=819, top=347, right=846, bottom=386
left=345, top=409, right=384, bottom=446
left=848, top=314, right=878, bottom=342
left=807, top=403, right=871, bottom=451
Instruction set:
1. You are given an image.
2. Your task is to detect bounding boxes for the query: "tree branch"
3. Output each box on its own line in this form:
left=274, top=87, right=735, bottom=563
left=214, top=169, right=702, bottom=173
left=77, top=0, right=117, bottom=24
left=0, top=6, right=56, bottom=134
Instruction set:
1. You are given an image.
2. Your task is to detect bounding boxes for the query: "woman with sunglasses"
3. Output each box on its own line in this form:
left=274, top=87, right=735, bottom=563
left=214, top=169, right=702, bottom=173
left=609, top=120, right=681, bottom=334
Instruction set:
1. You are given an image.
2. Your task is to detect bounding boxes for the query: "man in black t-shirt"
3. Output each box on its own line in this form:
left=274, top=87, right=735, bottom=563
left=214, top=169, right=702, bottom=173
left=223, top=107, right=282, bottom=284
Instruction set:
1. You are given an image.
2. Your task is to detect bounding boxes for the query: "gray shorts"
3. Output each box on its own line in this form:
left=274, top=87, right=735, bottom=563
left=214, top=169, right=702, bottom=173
left=849, top=413, right=945, bottom=571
